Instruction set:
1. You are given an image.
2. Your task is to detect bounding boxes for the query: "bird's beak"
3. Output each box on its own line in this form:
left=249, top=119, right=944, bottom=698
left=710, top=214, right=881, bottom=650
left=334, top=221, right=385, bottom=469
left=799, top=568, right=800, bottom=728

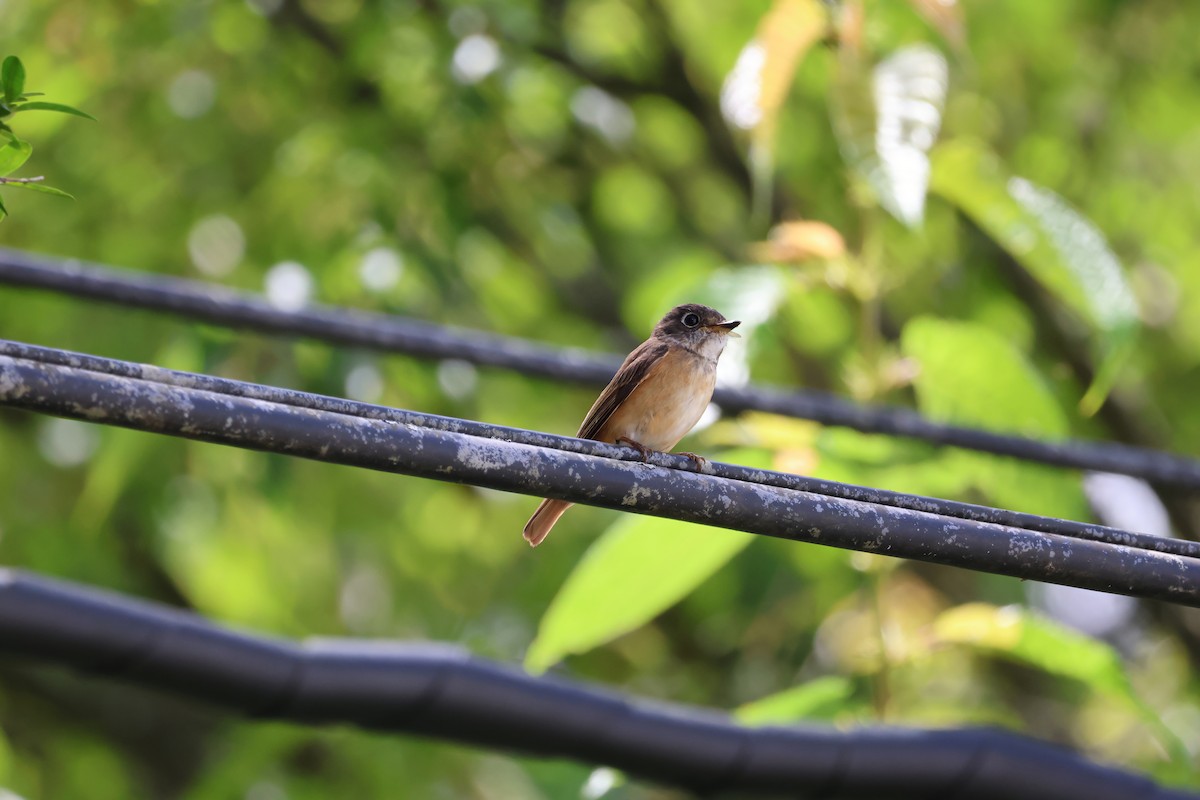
left=709, top=320, right=741, bottom=338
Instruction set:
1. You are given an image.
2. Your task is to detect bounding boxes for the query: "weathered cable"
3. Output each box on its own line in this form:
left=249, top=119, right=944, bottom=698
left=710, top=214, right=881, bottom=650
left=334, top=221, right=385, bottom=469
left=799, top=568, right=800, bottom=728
left=2, top=247, right=1199, bottom=488
left=1, top=352, right=1198, bottom=605
left=3, top=338, right=1194, bottom=560
left=0, top=569, right=1192, bottom=800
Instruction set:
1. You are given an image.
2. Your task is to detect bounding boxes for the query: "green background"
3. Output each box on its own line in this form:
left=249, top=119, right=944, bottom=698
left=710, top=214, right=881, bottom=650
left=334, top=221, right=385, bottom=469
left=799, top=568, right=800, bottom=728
left=1, top=0, right=1199, bottom=796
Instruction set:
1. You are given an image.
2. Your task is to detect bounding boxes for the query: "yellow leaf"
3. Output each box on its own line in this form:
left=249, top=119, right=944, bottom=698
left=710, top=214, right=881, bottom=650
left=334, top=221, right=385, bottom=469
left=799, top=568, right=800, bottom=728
left=906, top=0, right=966, bottom=50
left=752, top=219, right=847, bottom=263
left=720, top=0, right=828, bottom=144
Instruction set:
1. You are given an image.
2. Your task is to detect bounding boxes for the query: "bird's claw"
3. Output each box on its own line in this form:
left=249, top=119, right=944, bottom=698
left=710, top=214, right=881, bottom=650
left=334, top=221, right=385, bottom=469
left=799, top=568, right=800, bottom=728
left=616, top=438, right=706, bottom=472
left=616, top=436, right=654, bottom=462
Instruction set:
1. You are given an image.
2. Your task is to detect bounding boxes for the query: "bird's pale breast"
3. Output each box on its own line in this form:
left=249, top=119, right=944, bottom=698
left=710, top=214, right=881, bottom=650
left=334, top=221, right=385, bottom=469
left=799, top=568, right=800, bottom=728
left=598, top=345, right=717, bottom=451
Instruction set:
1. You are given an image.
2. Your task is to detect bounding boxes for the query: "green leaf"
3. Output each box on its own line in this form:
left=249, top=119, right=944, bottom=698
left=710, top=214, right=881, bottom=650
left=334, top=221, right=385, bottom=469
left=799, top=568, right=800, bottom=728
left=0, top=192, right=7, bottom=220
left=930, top=139, right=1139, bottom=413
left=936, top=603, right=1192, bottom=777
left=12, top=101, right=96, bottom=121
left=0, top=136, right=31, bottom=176
left=526, top=518, right=751, bottom=673
left=735, top=676, right=856, bottom=725
left=1, top=181, right=73, bottom=199
left=815, top=428, right=971, bottom=500
left=901, top=317, right=1088, bottom=518
left=1, top=56, right=25, bottom=105
left=525, top=449, right=769, bottom=673
left=902, top=317, right=1066, bottom=436
left=936, top=603, right=1129, bottom=693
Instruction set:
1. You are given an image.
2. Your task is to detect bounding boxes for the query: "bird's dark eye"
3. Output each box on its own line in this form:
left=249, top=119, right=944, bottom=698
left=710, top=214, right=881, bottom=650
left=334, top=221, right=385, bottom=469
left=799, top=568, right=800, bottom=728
left=682, top=312, right=700, bottom=328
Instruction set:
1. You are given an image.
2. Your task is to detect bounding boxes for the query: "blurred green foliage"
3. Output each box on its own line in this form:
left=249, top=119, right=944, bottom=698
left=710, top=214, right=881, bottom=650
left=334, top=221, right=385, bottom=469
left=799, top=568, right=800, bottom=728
left=0, top=54, right=92, bottom=218
left=2, top=0, right=1200, bottom=797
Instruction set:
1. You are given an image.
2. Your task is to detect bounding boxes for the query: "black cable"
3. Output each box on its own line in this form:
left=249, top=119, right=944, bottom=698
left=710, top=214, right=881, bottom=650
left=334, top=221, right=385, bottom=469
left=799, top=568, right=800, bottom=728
left=0, top=569, right=1192, bottom=800
left=5, top=338, right=1196, bottom=561
left=2, top=350, right=1199, bottom=605
left=2, top=247, right=1199, bottom=489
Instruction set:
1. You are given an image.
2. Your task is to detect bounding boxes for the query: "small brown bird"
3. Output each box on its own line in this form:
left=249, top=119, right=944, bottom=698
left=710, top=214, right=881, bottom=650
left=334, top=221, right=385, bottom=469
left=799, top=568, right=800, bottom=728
left=523, top=303, right=741, bottom=546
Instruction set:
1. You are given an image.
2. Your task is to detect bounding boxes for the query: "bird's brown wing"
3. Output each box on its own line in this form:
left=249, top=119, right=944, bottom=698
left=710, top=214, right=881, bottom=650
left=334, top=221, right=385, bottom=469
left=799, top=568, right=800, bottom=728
left=577, top=339, right=669, bottom=441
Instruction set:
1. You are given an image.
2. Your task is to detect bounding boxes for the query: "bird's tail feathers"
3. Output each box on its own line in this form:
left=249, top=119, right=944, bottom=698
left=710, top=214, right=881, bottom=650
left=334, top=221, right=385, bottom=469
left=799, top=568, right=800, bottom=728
left=523, top=499, right=573, bottom=547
